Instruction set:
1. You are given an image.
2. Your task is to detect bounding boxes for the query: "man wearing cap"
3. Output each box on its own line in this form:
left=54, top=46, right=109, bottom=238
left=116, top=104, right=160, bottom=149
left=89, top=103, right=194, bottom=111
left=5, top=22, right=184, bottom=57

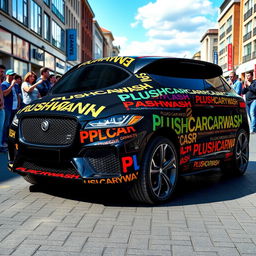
left=1, top=69, right=20, bottom=145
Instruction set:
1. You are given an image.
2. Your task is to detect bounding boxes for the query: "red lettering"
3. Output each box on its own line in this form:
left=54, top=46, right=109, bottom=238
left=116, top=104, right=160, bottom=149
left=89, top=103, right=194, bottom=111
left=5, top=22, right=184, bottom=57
left=80, top=131, right=89, bottom=143
left=122, top=156, right=133, bottom=173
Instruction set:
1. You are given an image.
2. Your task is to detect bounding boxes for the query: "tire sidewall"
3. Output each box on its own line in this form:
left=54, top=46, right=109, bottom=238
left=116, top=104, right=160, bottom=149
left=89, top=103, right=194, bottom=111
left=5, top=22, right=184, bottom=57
left=140, top=136, right=179, bottom=203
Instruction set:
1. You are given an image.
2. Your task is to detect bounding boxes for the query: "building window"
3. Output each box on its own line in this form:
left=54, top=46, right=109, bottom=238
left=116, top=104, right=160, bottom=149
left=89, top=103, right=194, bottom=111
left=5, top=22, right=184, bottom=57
left=244, top=20, right=252, bottom=35
left=44, top=0, right=50, bottom=6
left=52, top=0, right=65, bottom=23
left=227, top=16, right=232, bottom=27
left=44, top=13, right=50, bottom=41
left=226, top=35, right=232, bottom=44
left=0, top=0, right=7, bottom=12
left=244, top=0, right=253, bottom=13
left=52, top=20, right=65, bottom=50
left=30, top=1, right=42, bottom=35
left=244, top=43, right=252, bottom=56
left=12, top=0, right=28, bottom=26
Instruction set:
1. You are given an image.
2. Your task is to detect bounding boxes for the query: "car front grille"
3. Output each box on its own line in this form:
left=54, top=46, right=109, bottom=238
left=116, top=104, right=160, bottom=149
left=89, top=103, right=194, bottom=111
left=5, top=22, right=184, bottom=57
left=20, top=116, right=78, bottom=146
left=20, top=160, right=80, bottom=178
left=82, top=147, right=121, bottom=175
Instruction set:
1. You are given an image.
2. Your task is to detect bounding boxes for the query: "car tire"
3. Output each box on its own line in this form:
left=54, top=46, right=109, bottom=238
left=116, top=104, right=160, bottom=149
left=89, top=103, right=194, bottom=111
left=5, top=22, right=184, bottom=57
left=129, top=136, right=179, bottom=204
left=23, top=174, right=45, bottom=185
left=221, top=129, right=249, bottom=175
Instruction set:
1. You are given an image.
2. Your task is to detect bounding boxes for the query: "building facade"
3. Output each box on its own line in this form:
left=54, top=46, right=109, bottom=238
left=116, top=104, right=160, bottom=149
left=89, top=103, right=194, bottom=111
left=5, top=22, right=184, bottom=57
left=92, top=20, right=104, bottom=59
left=80, top=0, right=94, bottom=62
left=101, top=27, right=120, bottom=57
left=200, top=29, right=219, bottom=64
left=218, top=0, right=241, bottom=77
left=236, top=0, right=256, bottom=78
left=65, top=0, right=81, bottom=69
left=0, top=0, right=66, bottom=76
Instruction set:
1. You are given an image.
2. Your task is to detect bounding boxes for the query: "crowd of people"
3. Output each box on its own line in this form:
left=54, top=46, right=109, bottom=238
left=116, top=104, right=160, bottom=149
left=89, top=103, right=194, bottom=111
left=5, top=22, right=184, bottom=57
left=228, top=71, right=256, bottom=134
left=0, top=65, right=61, bottom=152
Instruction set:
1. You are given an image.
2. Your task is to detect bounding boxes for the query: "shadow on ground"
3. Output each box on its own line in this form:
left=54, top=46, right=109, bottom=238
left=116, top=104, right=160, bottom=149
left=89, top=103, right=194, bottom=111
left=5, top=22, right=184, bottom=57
left=28, top=161, right=256, bottom=207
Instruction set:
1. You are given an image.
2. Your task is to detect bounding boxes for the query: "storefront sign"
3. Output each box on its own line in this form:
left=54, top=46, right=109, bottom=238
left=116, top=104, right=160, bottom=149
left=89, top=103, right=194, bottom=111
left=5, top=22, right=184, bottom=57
left=31, top=45, right=44, bottom=66
left=56, top=58, right=65, bottom=74
left=213, top=51, right=218, bottom=65
left=0, top=28, right=12, bottom=54
left=228, top=43, right=233, bottom=71
left=66, top=29, right=77, bottom=61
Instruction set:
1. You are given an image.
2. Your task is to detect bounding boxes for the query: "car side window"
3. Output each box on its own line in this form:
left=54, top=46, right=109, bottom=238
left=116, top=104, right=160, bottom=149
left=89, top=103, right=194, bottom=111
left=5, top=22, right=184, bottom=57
left=149, top=74, right=205, bottom=90
left=204, top=76, right=227, bottom=92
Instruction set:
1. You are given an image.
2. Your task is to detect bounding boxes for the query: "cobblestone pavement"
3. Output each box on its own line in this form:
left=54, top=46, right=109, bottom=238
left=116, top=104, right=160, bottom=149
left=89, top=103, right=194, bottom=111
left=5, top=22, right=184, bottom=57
left=0, top=135, right=256, bottom=256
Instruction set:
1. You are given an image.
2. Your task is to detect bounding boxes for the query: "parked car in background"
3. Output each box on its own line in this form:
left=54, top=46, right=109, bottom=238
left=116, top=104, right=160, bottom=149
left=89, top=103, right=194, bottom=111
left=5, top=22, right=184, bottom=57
left=8, top=57, right=250, bottom=204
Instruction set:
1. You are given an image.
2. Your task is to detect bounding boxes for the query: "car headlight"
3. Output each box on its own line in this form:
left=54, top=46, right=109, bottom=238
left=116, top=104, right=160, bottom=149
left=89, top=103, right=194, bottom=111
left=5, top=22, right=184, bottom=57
left=12, top=114, right=19, bottom=127
left=85, top=115, right=143, bottom=128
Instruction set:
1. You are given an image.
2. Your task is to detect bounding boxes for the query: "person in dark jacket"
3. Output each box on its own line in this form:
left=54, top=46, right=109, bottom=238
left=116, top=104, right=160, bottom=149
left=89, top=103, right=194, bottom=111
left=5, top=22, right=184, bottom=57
left=242, top=71, right=256, bottom=134
left=36, top=67, right=51, bottom=97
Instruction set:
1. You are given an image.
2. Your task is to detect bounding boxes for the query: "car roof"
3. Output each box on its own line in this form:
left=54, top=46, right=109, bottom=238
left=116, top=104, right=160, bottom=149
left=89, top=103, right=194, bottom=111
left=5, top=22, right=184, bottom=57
left=77, top=56, right=223, bottom=79
left=133, top=57, right=223, bottom=79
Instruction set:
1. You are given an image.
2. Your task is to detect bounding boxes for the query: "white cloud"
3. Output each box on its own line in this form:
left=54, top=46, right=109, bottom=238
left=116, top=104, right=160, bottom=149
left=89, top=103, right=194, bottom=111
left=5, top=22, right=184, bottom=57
left=118, top=0, right=218, bottom=58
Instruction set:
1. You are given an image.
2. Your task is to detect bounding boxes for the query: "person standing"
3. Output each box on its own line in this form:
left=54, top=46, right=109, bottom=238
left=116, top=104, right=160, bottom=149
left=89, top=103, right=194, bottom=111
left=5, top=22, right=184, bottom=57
left=37, top=67, right=51, bottom=97
left=242, top=71, right=256, bottom=134
left=1, top=69, right=20, bottom=145
left=22, top=72, right=43, bottom=104
left=228, top=71, right=242, bottom=95
left=48, top=74, right=56, bottom=88
left=0, top=64, right=6, bottom=152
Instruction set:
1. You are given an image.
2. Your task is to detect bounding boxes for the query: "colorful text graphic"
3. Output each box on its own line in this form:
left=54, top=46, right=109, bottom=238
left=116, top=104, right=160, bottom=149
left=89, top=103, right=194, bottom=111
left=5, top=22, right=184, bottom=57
left=153, top=114, right=242, bottom=135
left=16, top=167, right=80, bottom=179
left=180, top=155, right=191, bottom=165
left=192, top=139, right=235, bottom=156
left=50, top=83, right=154, bottom=101
left=118, top=89, right=189, bottom=102
left=9, top=129, right=16, bottom=138
left=79, top=56, right=136, bottom=68
left=193, top=160, right=220, bottom=168
left=84, top=172, right=139, bottom=184
left=179, top=133, right=197, bottom=146
left=135, top=73, right=152, bottom=82
left=195, top=96, right=238, bottom=105
left=122, top=155, right=140, bottom=173
left=17, top=101, right=106, bottom=118
left=80, top=126, right=136, bottom=143
left=123, top=100, right=191, bottom=110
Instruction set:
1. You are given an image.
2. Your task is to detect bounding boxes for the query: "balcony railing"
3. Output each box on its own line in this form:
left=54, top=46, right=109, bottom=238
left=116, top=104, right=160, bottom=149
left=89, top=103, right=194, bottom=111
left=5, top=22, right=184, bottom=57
left=243, top=54, right=252, bottom=62
left=219, top=32, right=226, bottom=41
left=219, top=48, right=226, bottom=56
left=226, top=25, right=232, bottom=34
left=243, top=31, right=252, bottom=42
left=244, top=8, right=253, bottom=21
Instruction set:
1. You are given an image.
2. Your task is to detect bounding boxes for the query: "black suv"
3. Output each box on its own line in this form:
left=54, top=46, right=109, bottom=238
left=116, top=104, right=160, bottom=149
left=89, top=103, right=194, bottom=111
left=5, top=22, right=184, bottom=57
left=8, top=57, right=249, bottom=204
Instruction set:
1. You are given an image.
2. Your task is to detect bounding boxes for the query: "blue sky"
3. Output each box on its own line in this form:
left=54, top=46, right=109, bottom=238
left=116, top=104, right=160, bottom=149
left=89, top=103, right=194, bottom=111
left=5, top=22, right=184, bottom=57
left=88, top=0, right=224, bottom=57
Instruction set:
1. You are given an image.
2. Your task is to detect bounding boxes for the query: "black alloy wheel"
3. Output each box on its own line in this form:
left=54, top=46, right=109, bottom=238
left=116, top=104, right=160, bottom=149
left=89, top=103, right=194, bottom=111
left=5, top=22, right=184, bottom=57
left=221, top=129, right=249, bottom=175
left=129, top=136, right=179, bottom=204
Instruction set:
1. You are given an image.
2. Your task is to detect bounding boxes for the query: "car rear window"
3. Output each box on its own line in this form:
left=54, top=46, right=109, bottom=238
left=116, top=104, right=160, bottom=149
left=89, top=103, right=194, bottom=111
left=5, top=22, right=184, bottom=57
left=51, top=64, right=131, bottom=94
left=150, top=74, right=205, bottom=90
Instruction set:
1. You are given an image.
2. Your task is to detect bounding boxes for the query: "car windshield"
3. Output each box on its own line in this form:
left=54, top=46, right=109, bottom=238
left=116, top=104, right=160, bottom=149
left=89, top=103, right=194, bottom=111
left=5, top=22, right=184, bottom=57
left=51, top=64, right=131, bottom=94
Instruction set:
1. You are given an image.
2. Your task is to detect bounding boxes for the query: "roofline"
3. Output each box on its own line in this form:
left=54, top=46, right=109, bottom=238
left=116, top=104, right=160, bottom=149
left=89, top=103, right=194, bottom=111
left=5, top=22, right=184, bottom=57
left=200, top=29, right=218, bottom=42
left=218, top=0, right=240, bottom=22
left=82, top=0, right=95, bottom=18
